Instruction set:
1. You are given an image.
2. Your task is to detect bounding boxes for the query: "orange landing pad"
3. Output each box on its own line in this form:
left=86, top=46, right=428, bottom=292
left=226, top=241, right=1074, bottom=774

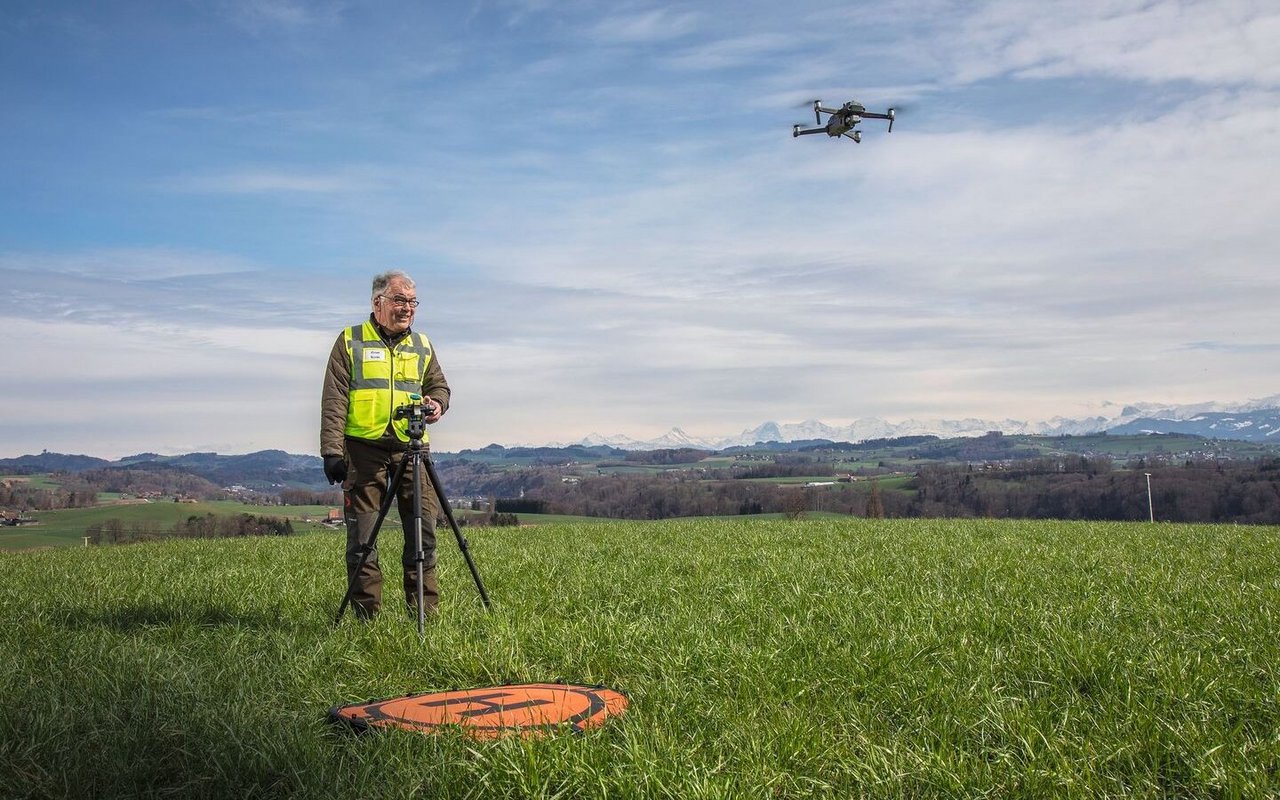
left=329, top=682, right=628, bottom=739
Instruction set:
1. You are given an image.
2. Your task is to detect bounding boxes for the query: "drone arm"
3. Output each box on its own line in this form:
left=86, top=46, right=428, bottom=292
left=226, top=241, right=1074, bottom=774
left=792, top=126, right=826, bottom=137
left=862, top=108, right=896, bottom=132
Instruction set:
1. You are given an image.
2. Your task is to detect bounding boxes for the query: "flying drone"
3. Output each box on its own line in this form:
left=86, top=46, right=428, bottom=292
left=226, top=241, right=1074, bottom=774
left=793, top=100, right=895, bottom=143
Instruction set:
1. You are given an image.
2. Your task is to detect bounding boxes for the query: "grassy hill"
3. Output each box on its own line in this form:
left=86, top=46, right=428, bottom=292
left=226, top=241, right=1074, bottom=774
left=2, top=518, right=1277, bottom=797
left=0, top=501, right=619, bottom=552
left=0, top=500, right=338, bottom=550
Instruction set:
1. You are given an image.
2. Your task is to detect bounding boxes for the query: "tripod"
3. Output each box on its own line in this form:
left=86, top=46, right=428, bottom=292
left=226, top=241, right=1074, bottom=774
left=334, top=398, right=492, bottom=637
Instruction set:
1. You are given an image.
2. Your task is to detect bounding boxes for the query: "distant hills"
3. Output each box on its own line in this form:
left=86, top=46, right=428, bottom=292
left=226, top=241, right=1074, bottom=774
left=3, top=396, right=1277, bottom=488
left=0, top=449, right=323, bottom=491
left=570, top=396, right=1280, bottom=451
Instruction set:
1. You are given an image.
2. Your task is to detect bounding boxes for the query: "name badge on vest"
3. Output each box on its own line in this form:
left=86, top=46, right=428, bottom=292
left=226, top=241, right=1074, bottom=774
left=364, top=350, right=387, bottom=362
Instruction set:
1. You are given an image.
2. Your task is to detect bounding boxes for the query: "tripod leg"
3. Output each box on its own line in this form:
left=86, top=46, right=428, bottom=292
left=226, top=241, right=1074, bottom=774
left=393, top=447, right=437, bottom=624
left=334, top=454, right=410, bottom=624
left=411, top=449, right=426, bottom=638
left=423, top=455, right=493, bottom=609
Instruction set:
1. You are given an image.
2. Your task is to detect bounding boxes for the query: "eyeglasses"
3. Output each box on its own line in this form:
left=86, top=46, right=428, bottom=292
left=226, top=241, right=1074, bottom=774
left=381, top=294, right=419, bottom=308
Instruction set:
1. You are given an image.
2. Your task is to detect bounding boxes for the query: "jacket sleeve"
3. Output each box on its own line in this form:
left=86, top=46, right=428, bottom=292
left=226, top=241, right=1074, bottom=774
left=320, top=332, right=350, bottom=457
left=423, top=346, right=450, bottom=415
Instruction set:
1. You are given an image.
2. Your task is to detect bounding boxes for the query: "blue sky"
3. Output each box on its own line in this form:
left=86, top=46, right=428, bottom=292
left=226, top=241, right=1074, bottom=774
left=2, top=0, right=1277, bottom=458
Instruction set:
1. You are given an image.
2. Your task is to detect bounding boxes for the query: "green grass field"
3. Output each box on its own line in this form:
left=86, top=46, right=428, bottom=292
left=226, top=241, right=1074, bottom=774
left=2, top=518, right=1277, bottom=798
left=0, top=500, right=340, bottom=550
left=1, top=504, right=628, bottom=552
left=1, top=474, right=62, bottom=489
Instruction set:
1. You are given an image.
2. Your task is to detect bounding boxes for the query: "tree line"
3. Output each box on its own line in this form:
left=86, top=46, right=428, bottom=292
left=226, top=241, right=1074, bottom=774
left=12, top=452, right=1279, bottom=526
left=1, top=467, right=228, bottom=512
left=909, top=457, right=1280, bottom=524
left=1, top=475, right=100, bottom=511
left=279, top=487, right=342, bottom=506
left=436, top=456, right=1280, bottom=524
left=79, top=467, right=226, bottom=499
left=85, top=513, right=294, bottom=545
left=512, top=472, right=867, bottom=520
left=2, top=467, right=342, bottom=514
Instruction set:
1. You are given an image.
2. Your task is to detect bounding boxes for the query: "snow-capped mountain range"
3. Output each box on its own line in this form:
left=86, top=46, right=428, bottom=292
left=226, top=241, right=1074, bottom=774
left=555, top=395, right=1280, bottom=451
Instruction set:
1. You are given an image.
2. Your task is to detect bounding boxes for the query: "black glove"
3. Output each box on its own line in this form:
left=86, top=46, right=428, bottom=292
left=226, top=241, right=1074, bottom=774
left=323, top=455, right=347, bottom=485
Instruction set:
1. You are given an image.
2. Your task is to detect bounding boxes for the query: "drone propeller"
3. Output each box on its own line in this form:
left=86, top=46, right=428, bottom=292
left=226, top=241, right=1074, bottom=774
left=791, top=99, right=824, bottom=125
left=884, top=102, right=914, bottom=132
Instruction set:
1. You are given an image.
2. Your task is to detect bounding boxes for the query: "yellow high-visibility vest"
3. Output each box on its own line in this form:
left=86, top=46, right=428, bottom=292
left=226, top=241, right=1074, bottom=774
left=343, top=320, right=434, bottom=443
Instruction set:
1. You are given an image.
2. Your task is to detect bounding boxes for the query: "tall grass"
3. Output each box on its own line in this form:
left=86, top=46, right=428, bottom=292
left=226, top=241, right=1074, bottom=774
left=1, top=518, right=1277, bottom=798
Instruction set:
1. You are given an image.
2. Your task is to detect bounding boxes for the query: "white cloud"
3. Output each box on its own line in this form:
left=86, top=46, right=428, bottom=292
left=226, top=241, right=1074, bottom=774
left=162, top=167, right=385, bottom=195
left=2, top=0, right=1277, bottom=456
left=0, top=313, right=332, bottom=458
left=214, top=0, right=348, bottom=36
left=588, top=8, right=701, bottom=43
left=0, top=249, right=359, bottom=330
left=664, top=32, right=800, bottom=70
left=951, top=0, right=1280, bottom=87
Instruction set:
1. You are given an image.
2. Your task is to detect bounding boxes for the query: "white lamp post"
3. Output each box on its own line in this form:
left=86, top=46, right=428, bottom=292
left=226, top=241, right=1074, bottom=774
left=1144, top=473, right=1154, bottom=523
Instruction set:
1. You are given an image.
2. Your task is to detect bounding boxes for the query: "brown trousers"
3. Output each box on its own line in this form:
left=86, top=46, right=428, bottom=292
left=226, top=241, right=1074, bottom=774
left=342, top=437, right=440, bottom=618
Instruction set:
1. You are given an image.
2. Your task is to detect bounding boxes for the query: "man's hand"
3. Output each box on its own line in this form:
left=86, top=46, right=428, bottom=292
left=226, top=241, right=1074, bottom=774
left=424, top=399, right=444, bottom=424
left=323, top=455, right=347, bottom=485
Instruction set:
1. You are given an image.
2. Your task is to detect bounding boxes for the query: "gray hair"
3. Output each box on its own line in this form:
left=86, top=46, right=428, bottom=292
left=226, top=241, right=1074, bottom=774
left=371, top=270, right=415, bottom=301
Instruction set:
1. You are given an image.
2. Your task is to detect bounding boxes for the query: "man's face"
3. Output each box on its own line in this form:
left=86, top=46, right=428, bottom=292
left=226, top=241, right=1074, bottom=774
left=372, top=279, right=417, bottom=335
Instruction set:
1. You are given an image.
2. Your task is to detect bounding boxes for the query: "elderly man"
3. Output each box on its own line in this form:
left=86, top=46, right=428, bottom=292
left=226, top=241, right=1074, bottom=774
left=321, top=270, right=450, bottom=618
